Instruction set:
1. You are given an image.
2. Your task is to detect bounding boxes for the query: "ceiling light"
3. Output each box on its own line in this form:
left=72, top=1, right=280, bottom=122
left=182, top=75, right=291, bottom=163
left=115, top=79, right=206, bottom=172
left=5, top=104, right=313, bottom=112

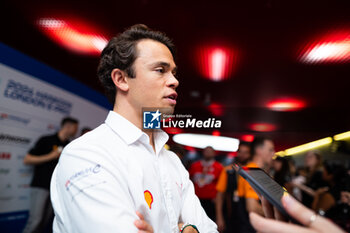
left=334, top=131, right=350, bottom=141
left=267, top=98, right=306, bottom=111
left=300, top=31, right=350, bottom=64
left=196, top=45, right=237, bottom=81
left=249, top=123, right=277, bottom=132
left=36, top=18, right=108, bottom=55
left=173, top=133, right=239, bottom=152
left=283, top=137, right=332, bottom=155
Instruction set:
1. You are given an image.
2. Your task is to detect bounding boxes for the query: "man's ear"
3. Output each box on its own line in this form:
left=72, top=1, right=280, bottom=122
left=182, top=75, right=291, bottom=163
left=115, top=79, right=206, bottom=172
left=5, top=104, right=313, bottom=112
left=111, top=68, right=129, bottom=92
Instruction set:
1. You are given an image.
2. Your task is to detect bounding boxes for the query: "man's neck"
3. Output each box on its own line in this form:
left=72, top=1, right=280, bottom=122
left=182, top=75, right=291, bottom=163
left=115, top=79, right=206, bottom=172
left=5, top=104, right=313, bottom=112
left=113, top=102, right=141, bottom=129
left=251, top=156, right=264, bottom=168
left=113, top=103, right=156, bottom=152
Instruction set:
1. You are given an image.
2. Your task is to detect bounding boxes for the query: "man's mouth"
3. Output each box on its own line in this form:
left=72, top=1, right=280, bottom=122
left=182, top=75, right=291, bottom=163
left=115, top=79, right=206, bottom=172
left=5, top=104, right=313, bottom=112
left=164, top=93, right=178, bottom=104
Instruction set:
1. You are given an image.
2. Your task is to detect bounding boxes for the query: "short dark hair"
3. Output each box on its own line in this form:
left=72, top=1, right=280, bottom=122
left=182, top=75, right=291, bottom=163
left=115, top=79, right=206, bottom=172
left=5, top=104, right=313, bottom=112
left=80, top=127, right=92, bottom=135
left=238, top=141, right=251, bottom=150
left=97, top=24, right=176, bottom=103
left=61, top=117, right=79, bottom=127
left=250, top=136, right=272, bottom=157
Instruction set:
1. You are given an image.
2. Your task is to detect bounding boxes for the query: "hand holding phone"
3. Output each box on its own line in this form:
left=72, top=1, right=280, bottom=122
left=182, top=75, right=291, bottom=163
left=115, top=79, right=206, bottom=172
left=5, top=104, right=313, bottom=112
left=232, top=163, right=297, bottom=222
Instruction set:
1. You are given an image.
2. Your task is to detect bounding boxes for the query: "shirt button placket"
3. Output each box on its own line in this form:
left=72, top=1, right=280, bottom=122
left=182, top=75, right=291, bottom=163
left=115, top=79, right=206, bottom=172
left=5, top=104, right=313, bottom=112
left=159, top=164, right=178, bottom=233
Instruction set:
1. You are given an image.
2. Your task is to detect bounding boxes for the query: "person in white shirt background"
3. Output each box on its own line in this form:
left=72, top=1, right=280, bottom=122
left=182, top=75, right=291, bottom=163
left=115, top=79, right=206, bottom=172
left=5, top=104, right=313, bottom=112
left=50, top=24, right=217, bottom=233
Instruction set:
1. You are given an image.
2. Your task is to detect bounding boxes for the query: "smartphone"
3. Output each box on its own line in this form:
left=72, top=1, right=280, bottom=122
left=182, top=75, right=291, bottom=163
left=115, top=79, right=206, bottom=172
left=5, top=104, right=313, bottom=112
left=233, top=163, right=298, bottom=223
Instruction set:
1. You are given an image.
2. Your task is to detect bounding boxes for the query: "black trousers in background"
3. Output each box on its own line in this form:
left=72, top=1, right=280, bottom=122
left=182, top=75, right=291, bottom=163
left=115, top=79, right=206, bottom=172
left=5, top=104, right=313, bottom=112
left=200, top=199, right=216, bottom=222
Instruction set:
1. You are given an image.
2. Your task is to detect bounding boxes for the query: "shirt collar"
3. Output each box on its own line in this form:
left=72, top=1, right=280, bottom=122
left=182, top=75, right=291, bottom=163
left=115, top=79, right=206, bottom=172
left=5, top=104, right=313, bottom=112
left=246, top=161, right=259, bottom=168
left=105, top=111, right=169, bottom=153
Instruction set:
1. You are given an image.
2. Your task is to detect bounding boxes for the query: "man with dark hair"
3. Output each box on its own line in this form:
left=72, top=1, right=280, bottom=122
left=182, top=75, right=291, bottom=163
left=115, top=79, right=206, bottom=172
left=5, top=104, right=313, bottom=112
left=51, top=25, right=217, bottom=233
left=97, top=24, right=176, bottom=104
left=215, top=141, right=251, bottom=232
left=23, top=117, right=78, bottom=233
left=236, top=136, right=275, bottom=233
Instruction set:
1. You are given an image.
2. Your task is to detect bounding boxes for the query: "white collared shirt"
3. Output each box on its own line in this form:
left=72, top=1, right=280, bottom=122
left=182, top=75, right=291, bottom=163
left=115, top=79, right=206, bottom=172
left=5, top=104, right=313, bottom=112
left=50, top=111, right=218, bottom=233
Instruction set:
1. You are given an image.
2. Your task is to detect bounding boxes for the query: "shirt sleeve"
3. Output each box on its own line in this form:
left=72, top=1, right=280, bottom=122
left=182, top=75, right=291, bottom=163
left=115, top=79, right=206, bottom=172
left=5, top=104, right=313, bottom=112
left=178, top=162, right=218, bottom=233
left=51, top=143, right=139, bottom=233
left=28, top=137, right=46, bottom=155
left=216, top=168, right=227, bottom=193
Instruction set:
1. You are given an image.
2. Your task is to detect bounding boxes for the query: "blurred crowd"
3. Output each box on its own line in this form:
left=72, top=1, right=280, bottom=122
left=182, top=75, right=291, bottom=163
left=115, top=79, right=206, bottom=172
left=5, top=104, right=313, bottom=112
left=170, top=137, right=350, bottom=233
left=22, top=116, right=350, bottom=233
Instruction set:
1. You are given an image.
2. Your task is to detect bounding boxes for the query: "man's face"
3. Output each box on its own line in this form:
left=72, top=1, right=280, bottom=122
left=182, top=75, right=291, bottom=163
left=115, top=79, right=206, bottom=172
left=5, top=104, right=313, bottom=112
left=304, top=152, right=318, bottom=168
left=65, top=123, right=78, bottom=138
left=257, top=140, right=275, bottom=166
left=236, top=145, right=250, bottom=165
left=203, top=147, right=216, bottom=160
left=127, top=39, right=179, bottom=114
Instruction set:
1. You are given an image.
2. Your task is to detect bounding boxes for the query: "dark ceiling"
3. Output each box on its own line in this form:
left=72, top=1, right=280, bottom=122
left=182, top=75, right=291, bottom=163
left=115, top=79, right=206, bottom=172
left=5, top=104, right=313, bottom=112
left=2, top=0, right=350, bottom=151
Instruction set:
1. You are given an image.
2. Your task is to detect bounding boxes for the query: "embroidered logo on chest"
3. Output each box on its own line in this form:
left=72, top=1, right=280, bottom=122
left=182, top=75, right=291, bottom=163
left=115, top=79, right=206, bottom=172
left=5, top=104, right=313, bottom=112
left=144, top=190, right=153, bottom=209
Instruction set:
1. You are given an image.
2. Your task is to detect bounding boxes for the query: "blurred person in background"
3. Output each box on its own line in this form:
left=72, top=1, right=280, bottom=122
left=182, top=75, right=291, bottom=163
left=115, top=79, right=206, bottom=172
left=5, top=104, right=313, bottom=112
left=272, top=156, right=292, bottom=193
left=295, top=150, right=327, bottom=208
left=312, top=161, right=347, bottom=213
left=288, top=158, right=306, bottom=201
left=291, top=166, right=308, bottom=201
left=323, top=165, right=350, bottom=232
left=169, top=143, right=189, bottom=169
left=236, top=136, right=275, bottom=233
left=80, top=127, right=92, bottom=136
left=215, top=141, right=251, bottom=232
left=184, top=148, right=200, bottom=168
left=23, top=117, right=78, bottom=233
left=189, top=146, right=224, bottom=221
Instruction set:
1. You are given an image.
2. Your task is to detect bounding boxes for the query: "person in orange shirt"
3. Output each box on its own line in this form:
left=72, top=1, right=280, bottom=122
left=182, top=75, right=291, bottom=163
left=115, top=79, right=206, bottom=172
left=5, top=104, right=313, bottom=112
left=215, top=142, right=251, bottom=232
left=238, top=137, right=275, bottom=212
left=237, top=136, right=275, bottom=233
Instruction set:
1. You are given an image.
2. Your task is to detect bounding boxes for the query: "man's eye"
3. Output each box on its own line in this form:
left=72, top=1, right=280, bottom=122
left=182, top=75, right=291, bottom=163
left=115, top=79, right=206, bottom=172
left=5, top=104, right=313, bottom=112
left=155, top=68, right=165, bottom=73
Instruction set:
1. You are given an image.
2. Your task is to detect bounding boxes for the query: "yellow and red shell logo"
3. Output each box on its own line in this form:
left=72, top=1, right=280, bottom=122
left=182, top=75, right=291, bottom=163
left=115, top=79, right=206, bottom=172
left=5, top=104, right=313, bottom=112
left=144, top=190, right=153, bottom=209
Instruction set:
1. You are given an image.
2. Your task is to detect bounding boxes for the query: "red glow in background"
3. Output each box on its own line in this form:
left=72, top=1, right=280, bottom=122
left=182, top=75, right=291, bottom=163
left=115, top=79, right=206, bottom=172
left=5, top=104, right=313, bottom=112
left=196, top=45, right=237, bottom=81
left=36, top=17, right=108, bottom=55
left=249, top=123, right=277, bottom=132
left=300, top=30, right=350, bottom=64
left=267, top=98, right=306, bottom=111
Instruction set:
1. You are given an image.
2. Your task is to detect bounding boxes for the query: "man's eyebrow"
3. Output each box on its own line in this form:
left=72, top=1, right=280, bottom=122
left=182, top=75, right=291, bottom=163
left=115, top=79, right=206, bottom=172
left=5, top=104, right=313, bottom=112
left=149, top=61, right=177, bottom=71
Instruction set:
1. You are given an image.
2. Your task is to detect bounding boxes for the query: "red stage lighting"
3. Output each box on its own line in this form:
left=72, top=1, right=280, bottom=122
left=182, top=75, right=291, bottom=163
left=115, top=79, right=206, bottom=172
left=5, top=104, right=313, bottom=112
left=163, top=127, right=184, bottom=135
left=267, top=98, right=306, bottom=112
left=249, top=123, right=276, bottom=132
left=212, top=130, right=221, bottom=136
left=208, top=102, right=225, bottom=117
left=36, top=18, right=108, bottom=55
left=184, top=146, right=196, bottom=151
left=300, top=31, right=350, bottom=64
left=227, top=152, right=237, bottom=158
left=241, top=134, right=254, bottom=142
left=196, top=45, right=237, bottom=81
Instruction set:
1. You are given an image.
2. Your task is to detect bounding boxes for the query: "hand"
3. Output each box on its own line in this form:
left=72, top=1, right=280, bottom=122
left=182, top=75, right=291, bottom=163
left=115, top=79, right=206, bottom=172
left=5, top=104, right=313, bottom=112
left=182, top=226, right=199, bottom=233
left=178, top=223, right=199, bottom=233
left=134, top=211, right=153, bottom=233
left=49, top=149, right=61, bottom=160
left=249, top=194, right=345, bottom=233
left=315, top=187, right=329, bottom=196
left=216, top=215, right=225, bottom=232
